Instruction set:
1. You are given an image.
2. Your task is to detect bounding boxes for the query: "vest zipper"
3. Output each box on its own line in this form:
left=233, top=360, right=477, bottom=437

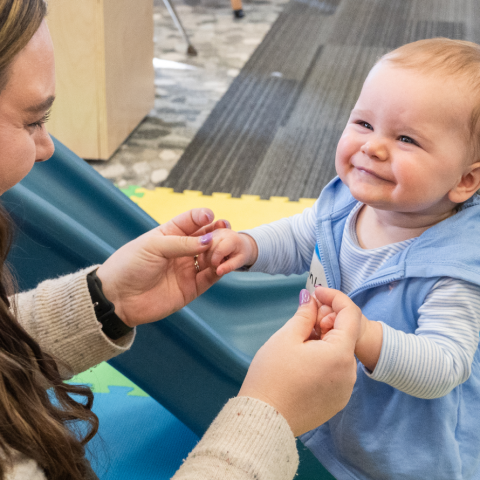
left=347, top=273, right=405, bottom=299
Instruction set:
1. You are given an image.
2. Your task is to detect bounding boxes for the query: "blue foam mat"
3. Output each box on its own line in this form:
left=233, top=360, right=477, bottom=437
left=87, top=388, right=198, bottom=479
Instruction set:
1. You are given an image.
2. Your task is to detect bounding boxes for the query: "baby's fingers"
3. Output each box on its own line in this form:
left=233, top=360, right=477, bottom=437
left=216, top=255, right=246, bottom=276
left=210, top=238, right=236, bottom=267
left=203, top=230, right=251, bottom=276
left=313, top=304, right=333, bottom=337
left=320, top=312, right=337, bottom=339
left=319, top=304, right=334, bottom=318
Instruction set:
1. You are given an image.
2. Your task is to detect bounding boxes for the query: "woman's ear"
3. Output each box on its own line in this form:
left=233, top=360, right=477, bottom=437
left=448, top=161, right=480, bottom=204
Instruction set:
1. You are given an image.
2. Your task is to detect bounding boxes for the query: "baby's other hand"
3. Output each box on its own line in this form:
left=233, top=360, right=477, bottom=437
left=314, top=304, right=337, bottom=340
left=313, top=286, right=362, bottom=345
left=315, top=286, right=382, bottom=371
left=204, top=230, right=258, bottom=276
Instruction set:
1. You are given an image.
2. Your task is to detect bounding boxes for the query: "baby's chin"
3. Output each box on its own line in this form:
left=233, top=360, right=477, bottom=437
left=343, top=184, right=394, bottom=210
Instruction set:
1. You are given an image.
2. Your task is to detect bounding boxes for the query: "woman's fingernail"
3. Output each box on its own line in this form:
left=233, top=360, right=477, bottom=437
left=202, top=209, right=214, bottom=223
left=314, top=284, right=323, bottom=288
left=200, top=232, right=213, bottom=245
left=222, top=219, right=231, bottom=229
left=299, top=289, right=310, bottom=305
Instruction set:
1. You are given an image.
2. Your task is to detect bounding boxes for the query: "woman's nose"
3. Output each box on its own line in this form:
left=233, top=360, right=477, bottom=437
left=35, top=128, right=55, bottom=163
left=360, top=140, right=388, bottom=161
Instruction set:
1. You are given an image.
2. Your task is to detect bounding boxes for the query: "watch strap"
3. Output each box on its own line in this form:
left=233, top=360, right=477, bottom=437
left=86, top=269, right=133, bottom=340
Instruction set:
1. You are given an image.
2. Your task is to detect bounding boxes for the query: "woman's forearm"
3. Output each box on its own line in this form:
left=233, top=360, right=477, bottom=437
left=172, top=397, right=299, bottom=480
left=14, top=266, right=134, bottom=375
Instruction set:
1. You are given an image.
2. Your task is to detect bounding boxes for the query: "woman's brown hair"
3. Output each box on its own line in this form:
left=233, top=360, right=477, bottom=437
left=0, top=1, right=99, bottom=478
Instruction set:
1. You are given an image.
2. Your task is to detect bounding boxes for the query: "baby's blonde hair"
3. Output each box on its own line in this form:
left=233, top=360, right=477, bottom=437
left=378, top=38, right=480, bottom=159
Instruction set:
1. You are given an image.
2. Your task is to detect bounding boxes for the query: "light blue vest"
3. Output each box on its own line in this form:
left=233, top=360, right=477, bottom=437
left=301, top=177, right=480, bottom=480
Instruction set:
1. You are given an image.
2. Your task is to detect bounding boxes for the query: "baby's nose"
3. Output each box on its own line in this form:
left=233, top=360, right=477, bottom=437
left=361, top=140, right=388, bottom=161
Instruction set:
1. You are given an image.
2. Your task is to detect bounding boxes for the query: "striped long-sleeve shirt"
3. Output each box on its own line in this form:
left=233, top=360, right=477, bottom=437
left=244, top=200, right=480, bottom=399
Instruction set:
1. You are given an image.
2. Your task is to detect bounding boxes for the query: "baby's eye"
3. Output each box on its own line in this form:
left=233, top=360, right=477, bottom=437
left=357, top=121, right=373, bottom=130
left=399, top=135, right=418, bottom=146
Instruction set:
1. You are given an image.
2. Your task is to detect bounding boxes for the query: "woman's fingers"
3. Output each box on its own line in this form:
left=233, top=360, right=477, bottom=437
left=280, top=289, right=319, bottom=342
left=160, top=208, right=216, bottom=236
left=145, top=232, right=214, bottom=259
left=193, top=219, right=231, bottom=237
left=315, top=285, right=353, bottom=313
left=314, top=286, right=362, bottom=348
left=195, top=266, right=222, bottom=296
left=239, top=287, right=358, bottom=437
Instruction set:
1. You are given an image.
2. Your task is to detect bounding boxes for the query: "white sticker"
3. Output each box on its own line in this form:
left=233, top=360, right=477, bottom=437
left=305, top=248, right=328, bottom=294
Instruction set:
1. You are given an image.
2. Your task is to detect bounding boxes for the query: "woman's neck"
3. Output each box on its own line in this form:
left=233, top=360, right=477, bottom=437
left=355, top=205, right=456, bottom=249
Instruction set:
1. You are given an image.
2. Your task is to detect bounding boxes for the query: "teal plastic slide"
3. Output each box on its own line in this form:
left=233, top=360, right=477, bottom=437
left=4, top=137, right=333, bottom=479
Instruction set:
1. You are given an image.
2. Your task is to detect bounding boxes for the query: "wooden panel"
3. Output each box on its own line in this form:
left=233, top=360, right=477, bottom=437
left=46, top=0, right=154, bottom=160
left=103, top=0, right=155, bottom=158
left=47, top=0, right=102, bottom=159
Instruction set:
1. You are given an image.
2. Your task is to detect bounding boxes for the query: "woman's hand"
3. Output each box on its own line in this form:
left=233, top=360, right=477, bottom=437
left=96, top=208, right=228, bottom=327
left=239, top=287, right=361, bottom=437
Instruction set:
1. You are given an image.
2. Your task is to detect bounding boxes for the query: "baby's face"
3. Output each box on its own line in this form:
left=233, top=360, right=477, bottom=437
left=335, top=62, right=473, bottom=215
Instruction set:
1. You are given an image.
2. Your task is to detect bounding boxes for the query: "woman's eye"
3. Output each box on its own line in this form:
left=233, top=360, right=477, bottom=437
left=27, top=110, right=51, bottom=130
left=399, top=135, right=417, bottom=145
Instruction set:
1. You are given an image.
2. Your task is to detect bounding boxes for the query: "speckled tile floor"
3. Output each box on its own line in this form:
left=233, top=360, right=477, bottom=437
left=86, top=0, right=288, bottom=190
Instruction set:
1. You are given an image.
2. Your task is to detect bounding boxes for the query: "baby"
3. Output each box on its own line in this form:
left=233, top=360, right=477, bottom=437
left=204, top=38, right=480, bottom=479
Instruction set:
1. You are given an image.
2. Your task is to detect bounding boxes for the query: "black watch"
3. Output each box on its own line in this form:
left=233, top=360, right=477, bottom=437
left=86, top=269, right=133, bottom=340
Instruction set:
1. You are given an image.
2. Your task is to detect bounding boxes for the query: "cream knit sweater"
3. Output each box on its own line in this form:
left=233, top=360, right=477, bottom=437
left=6, top=267, right=299, bottom=480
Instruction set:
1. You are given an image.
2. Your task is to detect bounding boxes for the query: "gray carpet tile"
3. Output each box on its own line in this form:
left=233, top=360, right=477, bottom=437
left=163, top=0, right=477, bottom=200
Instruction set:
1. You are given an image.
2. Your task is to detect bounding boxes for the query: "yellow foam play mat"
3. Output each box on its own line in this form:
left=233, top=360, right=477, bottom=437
left=123, top=186, right=316, bottom=230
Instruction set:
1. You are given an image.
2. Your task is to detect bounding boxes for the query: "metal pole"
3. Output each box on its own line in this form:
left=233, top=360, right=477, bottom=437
left=162, top=0, right=198, bottom=56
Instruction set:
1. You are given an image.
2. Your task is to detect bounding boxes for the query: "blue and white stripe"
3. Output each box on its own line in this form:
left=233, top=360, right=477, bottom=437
left=339, top=203, right=416, bottom=294
left=340, top=204, right=480, bottom=398
left=244, top=202, right=318, bottom=275
left=246, top=198, right=480, bottom=399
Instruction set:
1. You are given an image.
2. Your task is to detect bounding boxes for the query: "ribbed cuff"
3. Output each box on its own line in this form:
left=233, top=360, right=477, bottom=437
left=240, top=229, right=277, bottom=274
left=25, top=266, right=134, bottom=375
left=174, top=397, right=299, bottom=480
left=362, top=321, right=396, bottom=382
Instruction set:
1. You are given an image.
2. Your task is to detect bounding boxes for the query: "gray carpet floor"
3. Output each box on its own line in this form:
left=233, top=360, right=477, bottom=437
left=163, top=0, right=479, bottom=200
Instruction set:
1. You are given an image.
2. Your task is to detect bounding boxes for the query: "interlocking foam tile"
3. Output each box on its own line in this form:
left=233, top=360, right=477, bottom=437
left=69, top=362, right=148, bottom=396
left=88, top=388, right=198, bottom=480
left=127, top=187, right=316, bottom=231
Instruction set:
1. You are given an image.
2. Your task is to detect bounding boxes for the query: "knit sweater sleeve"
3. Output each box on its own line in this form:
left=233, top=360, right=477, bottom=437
left=173, top=397, right=299, bottom=480
left=13, top=265, right=134, bottom=376
left=241, top=200, right=318, bottom=275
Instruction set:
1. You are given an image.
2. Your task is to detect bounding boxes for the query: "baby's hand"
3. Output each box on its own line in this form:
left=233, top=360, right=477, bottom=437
left=315, top=286, right=382, bottom=370
left=314, top=304, right=337, bottom=339
left=204, top=229, right=258, bottom=276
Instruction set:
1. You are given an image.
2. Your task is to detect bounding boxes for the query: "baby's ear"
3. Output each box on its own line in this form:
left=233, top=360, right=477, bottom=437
left=448, top=161, right=480, bottom=203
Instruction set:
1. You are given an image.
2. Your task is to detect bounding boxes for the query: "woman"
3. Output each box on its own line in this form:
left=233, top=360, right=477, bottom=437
left=0, top=1, right=360, bottom=479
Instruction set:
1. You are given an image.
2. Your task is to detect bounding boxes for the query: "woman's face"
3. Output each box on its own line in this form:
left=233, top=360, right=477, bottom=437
left=0, top=20, right=55, bottom=195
